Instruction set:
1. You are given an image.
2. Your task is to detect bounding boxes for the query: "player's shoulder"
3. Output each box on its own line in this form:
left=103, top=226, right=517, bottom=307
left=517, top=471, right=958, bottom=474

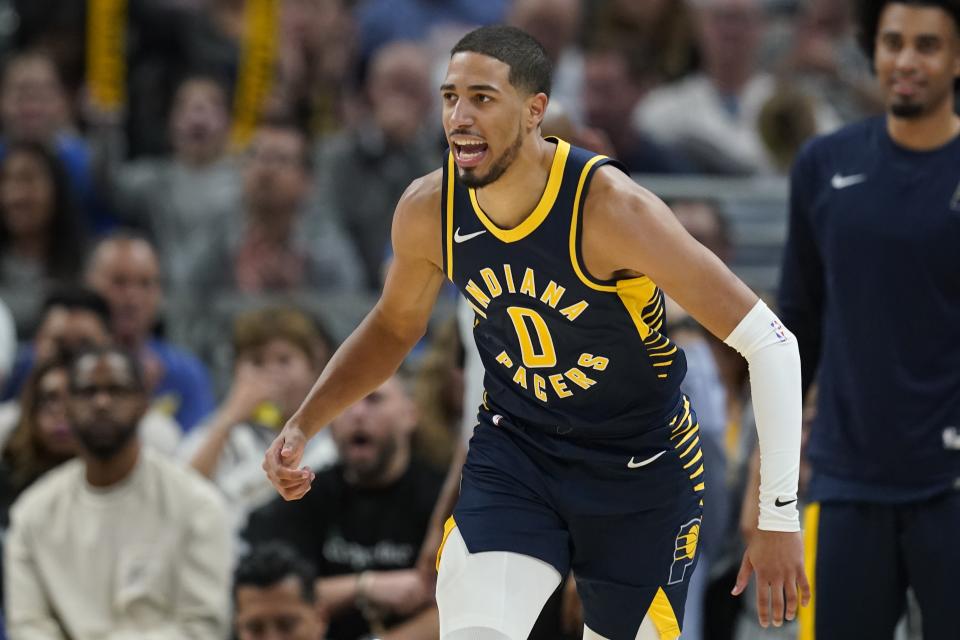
left=391, top=168, right=444, bottom=255
left=395, top=168, right=443, bottom=225
left=585, top=162, right=670, bottom=226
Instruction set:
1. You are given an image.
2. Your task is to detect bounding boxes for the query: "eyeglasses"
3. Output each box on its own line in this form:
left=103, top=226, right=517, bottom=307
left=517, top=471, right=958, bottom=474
left=70, top=384, right=141, bottom=400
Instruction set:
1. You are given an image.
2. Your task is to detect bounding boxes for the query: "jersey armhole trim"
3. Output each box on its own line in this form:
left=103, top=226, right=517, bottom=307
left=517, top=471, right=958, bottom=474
left=568, top=157, right=648, bottom=293
left=444, top=152, right=455, bottom=280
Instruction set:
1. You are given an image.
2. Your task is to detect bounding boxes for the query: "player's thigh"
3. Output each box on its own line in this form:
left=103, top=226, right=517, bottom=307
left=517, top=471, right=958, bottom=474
left=568, top=496, right=702, bottom=640
left=437, top=527, right=562, bottom=640
left=901, top=489, right=960, bottom=640
left=808, top=501, right=906, bottom=640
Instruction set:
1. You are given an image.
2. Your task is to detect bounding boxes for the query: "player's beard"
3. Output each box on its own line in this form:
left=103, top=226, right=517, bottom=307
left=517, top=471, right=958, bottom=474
left=456, top=122, right=524, bottom=189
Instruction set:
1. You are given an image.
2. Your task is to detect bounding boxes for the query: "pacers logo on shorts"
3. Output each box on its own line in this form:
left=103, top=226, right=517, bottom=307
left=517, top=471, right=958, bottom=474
left=667, top=517, right=701, bottom=586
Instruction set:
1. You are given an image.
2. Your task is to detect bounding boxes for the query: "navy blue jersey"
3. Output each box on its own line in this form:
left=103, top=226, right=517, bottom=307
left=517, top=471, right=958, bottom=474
left=780, top=117, right=960, bottom=499
left=441, top=137, right=687, bottom=436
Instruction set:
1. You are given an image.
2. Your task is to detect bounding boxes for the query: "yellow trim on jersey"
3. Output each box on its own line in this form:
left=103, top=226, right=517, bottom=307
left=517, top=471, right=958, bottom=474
left=435, top=516, right=458, bottom=572
left=799, top=503, right=820, bottom=640
left=446, top=153, right=456, bottom=280
left=569, top=155, right=617, bottom=291
left=616, top=277, right=659, bottom=340
left=567, top=153, right=650, bottom=294
left=467, top=139, right=570, bottom=243
left=647, top=586, right=681, bottom=639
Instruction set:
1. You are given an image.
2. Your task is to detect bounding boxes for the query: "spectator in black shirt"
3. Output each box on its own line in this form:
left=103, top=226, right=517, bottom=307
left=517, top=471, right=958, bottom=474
left=245, top=373, right=442, bottom=640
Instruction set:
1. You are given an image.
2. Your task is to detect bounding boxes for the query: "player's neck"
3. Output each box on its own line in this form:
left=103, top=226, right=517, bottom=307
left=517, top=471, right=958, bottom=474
left=886, top=101, right=960, bottom=151
left=473, top=137, right=555, bottom=230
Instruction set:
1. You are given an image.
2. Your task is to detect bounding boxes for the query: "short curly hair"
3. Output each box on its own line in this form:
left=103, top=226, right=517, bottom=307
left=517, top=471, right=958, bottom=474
left=857, top=1, right=960, bottom=57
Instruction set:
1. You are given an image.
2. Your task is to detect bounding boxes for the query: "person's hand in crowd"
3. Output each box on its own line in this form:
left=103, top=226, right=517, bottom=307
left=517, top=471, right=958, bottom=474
left=222, top=360, right=284, bottom=425
left=140, top=348, right=166, bottom=395
left=362, top=569, right=434, bottom=617
left=732, top=530, right=811, bottom=628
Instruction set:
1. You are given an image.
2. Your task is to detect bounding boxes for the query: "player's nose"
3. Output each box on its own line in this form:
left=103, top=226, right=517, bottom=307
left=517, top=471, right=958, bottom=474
left=448, top=99, right=475, bottom=128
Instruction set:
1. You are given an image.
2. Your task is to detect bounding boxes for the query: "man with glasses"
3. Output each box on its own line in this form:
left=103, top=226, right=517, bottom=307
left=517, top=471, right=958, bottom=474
left=4, top=346, right=231, bottom=639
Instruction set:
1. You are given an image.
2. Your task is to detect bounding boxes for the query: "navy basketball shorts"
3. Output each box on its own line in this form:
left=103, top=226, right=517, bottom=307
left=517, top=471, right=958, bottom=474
left=452, top=397, right=705, bottom=639
left=801, top=489, right=960, bottom=640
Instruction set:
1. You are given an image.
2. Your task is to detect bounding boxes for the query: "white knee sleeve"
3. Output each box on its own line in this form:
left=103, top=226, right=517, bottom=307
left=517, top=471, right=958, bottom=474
left=437, top=527, right=562, bottom=640
left=444, top=629, right=512, bottom=640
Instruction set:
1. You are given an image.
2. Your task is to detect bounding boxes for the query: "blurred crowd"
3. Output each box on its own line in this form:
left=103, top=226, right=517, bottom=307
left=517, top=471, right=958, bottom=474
left=0, top=0, right=933, bottom=639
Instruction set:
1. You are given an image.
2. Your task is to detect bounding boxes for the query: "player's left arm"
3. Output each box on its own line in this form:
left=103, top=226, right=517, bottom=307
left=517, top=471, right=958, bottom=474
left=583, top=167, right=810, bottom=627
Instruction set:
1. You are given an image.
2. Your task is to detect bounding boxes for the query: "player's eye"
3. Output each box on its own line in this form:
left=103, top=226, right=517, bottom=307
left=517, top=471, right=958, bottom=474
left=442, top=93, right=457, bottom=103
left=475, top=94, right=492, bottom=104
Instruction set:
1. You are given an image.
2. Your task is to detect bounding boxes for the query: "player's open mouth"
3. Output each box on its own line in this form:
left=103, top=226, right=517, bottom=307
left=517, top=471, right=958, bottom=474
left=454, top=141, right=488, bottom=168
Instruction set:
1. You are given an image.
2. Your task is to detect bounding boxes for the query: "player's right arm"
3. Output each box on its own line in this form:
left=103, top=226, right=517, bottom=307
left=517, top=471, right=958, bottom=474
left=263, top=170, right=446, bottom=501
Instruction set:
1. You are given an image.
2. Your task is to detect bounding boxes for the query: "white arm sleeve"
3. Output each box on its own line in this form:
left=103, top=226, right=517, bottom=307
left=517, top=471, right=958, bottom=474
left=723, top=300, right=802, bottom=532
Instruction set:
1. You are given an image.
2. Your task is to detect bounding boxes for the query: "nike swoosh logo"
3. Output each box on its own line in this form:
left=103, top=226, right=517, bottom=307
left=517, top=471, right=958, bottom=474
left=775, top=497, right=798, bottom=507
left=627, top=450, right=666, bottom=469
left=831, top=173, right=867, bottom=189
left=454, top=227, right=487, bottom=243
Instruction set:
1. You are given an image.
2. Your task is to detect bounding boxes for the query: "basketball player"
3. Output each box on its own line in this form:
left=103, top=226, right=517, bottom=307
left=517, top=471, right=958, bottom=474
left=264, top=26, right=808, bottom=639
left=777, top=1, right=960, bottom=637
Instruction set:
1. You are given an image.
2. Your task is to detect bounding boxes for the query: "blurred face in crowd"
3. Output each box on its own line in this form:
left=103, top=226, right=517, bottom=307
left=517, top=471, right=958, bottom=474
left=442, top=53, right=545, bottom=189
left=33, top=365, right=77, bottom=459
left=803, top=0, right=853, bottom=39
left=170, top=78, right=230, bottom=165
left=87, top=239, right=162, bottom=346
left=244, top=338, right=319, bottom=419
left=368, top=43, right=433, bottom=146
left=235, top=576, right=326, bottom=640
left=874, top=3, right=960, bottom=119
left=695, top=0, right=765, bottom=76
left=583, top=50, right=647, bottom=138
left=243, top=127, right=309, bottom=215
left=608, top=0, right=670, bottom=27
left=0, top=149, right=55, bottom=240
left=0, top=55, right=68, bottom=142
left=34, top=307, right=111, bottom=362
left=330, top=376, right=416, bottom=485
left=68, top=352, right=147, bottom=461
left=672, top=200, right=731, bottom=263
left=508, top=0, right=581, bottom=63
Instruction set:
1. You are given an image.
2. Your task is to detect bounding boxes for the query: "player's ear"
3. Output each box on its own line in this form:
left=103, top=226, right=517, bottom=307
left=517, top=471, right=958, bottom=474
left=526, top=93, right=548, bottom=131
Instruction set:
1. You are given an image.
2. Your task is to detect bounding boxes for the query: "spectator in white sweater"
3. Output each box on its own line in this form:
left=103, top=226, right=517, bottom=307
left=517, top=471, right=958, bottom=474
left=4, top=346, right=231, bottom=639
